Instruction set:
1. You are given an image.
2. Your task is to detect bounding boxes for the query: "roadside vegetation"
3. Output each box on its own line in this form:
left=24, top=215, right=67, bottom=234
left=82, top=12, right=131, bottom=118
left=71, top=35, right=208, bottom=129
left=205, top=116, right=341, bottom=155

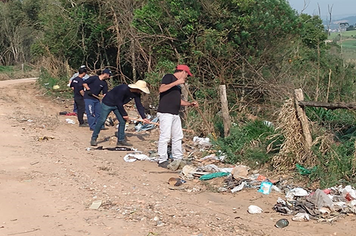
left=1, top=0, right=356, bottom=188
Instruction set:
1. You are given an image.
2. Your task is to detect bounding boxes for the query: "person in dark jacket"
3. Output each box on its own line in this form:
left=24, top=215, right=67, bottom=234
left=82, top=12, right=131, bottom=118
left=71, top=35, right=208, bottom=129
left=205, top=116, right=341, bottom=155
left=70, top=67, right=88, bottom=127
left=90, top=80, right=150, bottom=147
left=83, top=68, right=111, bottom=130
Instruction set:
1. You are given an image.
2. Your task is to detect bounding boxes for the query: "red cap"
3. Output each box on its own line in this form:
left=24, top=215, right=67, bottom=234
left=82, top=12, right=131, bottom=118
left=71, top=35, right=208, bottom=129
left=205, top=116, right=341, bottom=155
left=176, top=64, right=193, bottom=77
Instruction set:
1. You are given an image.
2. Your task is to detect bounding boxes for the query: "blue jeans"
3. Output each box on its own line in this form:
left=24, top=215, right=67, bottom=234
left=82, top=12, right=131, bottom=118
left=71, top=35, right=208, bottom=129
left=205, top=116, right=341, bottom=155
left=84, top=98, right=102, bottom=130
left=91, top=103, right=126, bottom=141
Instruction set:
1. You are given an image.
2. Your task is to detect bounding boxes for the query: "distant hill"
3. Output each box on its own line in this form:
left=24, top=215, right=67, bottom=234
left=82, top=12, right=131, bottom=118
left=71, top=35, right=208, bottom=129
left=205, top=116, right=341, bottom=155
left=323, top=15, right=356, bottom=31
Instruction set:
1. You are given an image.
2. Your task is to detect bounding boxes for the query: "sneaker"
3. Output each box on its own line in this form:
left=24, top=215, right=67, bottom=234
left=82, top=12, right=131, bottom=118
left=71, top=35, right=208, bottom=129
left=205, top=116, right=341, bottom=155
left=79, top=123, right=89, bottom=127
left=116, top=140, right=133, bottom=147
left=158, top=160, right=170, bottom=169
left=90, top=139, right=97, bottom=146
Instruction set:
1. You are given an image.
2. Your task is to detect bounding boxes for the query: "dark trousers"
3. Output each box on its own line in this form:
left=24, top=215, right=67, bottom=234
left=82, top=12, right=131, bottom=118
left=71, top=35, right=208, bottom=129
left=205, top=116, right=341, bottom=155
left=74, top=97, right=85, bottom=125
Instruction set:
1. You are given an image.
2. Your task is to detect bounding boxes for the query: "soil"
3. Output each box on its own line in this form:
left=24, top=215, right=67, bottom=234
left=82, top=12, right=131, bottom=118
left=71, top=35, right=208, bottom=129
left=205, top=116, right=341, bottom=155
left=0, top=78, right=354, bottom=236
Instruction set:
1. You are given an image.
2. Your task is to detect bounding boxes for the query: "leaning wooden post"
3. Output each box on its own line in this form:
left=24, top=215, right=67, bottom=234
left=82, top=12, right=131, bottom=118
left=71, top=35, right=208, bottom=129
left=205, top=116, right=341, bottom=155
left=294, top=89, right=312, bottom=150
left=219, top=85, right=231, bottom=137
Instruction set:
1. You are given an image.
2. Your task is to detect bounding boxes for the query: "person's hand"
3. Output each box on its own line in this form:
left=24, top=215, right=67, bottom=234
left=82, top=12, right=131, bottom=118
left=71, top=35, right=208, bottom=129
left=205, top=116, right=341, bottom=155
left=123, top=116, right=129, bottom=121
left=176, top=77, right=186, bottom=85
left=87, top=90, right=92, bottom=96
left=142, top=118, right=151, bottom=124
left=190, top=101, right=199, bottom=107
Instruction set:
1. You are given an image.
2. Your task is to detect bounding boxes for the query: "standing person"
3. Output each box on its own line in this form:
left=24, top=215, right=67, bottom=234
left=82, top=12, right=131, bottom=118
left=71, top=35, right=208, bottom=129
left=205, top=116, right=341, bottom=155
left=83, top=68, right=111, bottom=130
left=90, top=80, right=151, bottom=146
left=157, top=65, right=198, bottom=168
left=70, top=67, right=88, bottom=127
left=68, top=65, right=90, bottom=114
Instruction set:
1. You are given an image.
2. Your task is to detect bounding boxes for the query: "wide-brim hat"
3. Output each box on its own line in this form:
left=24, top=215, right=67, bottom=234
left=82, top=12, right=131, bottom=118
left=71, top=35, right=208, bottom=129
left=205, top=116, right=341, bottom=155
left=128, top=80, right=150, bottom=94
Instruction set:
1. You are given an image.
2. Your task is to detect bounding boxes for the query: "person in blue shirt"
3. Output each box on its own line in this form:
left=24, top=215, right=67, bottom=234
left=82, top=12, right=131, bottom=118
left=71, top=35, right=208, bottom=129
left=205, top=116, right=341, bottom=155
left=70, top=67, right=88, bottom=127
left=90, top=80, right=150, bottom=147
left=83, top=68, right=111, bottom=130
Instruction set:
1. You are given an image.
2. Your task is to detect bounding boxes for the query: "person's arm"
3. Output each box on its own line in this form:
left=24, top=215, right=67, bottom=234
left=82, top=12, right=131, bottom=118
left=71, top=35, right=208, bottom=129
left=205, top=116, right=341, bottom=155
left=102, top=82, right=108, bottom=95
left=181, top=100, right=199, bottom=107
left=134, top=96, right=147, bottom=120
left=159, top=75, right=185, bottom=93
left=83, top=83, right=90, bottom=91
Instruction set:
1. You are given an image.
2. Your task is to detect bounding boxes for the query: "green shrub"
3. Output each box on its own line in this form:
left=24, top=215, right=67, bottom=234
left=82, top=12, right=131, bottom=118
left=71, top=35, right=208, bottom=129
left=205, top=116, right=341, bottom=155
left=213, top=120, right=280, bottom=167
left=37, top=68, right=72, bottom=98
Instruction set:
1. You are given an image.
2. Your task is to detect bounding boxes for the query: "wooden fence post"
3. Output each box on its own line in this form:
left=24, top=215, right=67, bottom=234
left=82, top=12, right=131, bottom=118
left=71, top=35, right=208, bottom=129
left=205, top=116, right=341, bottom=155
left=219, top=85, right=231, bottom=137
left=294, top=89, right=312, bottom=150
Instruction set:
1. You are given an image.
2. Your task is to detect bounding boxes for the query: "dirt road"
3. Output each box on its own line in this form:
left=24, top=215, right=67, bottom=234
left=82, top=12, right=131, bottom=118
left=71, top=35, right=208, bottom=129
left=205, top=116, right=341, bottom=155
left=0, top=79, right=353, bottom=236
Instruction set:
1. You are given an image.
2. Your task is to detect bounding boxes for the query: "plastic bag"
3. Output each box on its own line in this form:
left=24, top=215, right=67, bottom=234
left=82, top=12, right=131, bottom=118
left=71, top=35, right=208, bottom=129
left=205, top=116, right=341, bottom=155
left=258, top=181, right=273, bottom=195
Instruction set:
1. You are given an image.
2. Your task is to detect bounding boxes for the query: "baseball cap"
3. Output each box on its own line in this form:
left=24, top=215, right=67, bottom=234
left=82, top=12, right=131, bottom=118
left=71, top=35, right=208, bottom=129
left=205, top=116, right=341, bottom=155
left=176, top=65, right=192, bottom=77
left=102, top=68, right=112, bottom=76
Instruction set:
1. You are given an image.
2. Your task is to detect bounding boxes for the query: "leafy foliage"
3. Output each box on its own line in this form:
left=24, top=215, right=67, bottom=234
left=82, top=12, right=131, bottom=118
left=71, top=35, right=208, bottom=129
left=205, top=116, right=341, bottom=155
left=213, top=120, right=281, bottom=167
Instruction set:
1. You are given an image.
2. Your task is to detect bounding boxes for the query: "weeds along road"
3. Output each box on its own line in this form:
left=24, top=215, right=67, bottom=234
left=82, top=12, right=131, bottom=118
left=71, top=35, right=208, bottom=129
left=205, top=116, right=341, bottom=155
left=0, top=78, right=353, bottom=236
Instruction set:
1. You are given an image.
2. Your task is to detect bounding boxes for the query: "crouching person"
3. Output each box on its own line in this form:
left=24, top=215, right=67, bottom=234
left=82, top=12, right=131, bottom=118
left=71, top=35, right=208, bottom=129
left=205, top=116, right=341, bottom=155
left=90, top=80, right=151, bottom=147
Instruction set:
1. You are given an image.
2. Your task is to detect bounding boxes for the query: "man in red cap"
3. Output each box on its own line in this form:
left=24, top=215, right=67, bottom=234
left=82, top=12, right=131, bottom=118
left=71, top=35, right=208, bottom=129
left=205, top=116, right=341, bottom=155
left=156, top=64, right=198, bottom=168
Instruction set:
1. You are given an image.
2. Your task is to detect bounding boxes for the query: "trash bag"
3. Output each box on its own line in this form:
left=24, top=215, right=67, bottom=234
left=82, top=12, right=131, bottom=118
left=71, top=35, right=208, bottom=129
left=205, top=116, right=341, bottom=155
left=199, top=172, right=230, bottom=181
left=296, top=163, right=316, bottom=175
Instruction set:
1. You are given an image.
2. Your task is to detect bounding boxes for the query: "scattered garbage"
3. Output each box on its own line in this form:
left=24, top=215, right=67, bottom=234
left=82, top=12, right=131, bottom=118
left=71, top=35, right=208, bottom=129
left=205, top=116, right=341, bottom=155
left=275, top=219, right=289, bottom=228
left=258, top=181, right=273, bottom=195
left=94, top=146, right=134, bottom=151
left=306, top=189, right=334, bottom=210
left=135, top=116, right=159, bottom=132
left=231, top=181, right=247, bottom=193
left=181, top=165, right=198, bottom=179
left=193, top=136, right=212, bottom=148
left=199, top=172, right=230, bottom=181
left=292, top=212, right=310, bottom=222
left=37, top=136, right=54, bottom=141
left=200, top=153, right=226, bottom=162
left=168, top=177, right=186, bottom=186
left=105, top=117, right=115, bottom=126
left=65, top=118, right=75, bottom=124
left=52, top=85, right=60, bottom=90
left=231, top=165, right=249, bottom=179
left=296, top=163, right=316, bottom=175
left=123, top=153, right=157, bottom=162
left=89, top=200, right=102, bottom=210
left=247, top=205, right=263, bottom=214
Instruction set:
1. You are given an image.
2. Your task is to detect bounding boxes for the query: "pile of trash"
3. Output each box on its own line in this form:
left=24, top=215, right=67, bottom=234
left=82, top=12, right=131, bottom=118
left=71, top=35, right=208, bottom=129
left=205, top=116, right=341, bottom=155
left=272, top=185, right=356, bottom=222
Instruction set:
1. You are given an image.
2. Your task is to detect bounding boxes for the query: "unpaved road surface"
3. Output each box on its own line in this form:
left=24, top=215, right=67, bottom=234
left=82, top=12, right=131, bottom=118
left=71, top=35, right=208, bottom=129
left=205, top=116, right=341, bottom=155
left=0, top=79, right=354, bottom=236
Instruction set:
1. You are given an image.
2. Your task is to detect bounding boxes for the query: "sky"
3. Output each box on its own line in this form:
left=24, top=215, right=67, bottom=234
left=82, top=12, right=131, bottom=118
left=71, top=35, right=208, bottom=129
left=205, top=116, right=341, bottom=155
left=288, top=0, right=356, bottom=19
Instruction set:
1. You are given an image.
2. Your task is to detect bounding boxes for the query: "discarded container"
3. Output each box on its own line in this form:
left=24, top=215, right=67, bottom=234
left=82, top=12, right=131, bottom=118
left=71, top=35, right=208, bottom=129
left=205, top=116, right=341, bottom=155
left=275, top=219, right=289, bottom=228
left=258, top=181, right=273, bottom=195
left=247, top=205, right=263, bottom=214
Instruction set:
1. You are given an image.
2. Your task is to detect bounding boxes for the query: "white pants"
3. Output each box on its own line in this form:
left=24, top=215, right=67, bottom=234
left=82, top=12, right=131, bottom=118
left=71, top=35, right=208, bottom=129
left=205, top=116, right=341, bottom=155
left=157, top=112, right=183, bottom=163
